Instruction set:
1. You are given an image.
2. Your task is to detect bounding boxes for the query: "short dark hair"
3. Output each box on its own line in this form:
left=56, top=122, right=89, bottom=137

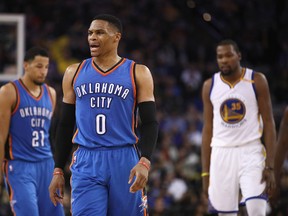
left=93, top=14, right=123, bottom=34
left=24, top=47, right=49, bottom=62
left=217, top=39, right=240, bottom=53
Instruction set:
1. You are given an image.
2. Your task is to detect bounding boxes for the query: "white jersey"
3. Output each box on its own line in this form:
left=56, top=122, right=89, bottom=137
left=210, top=68, right=263, bottom=147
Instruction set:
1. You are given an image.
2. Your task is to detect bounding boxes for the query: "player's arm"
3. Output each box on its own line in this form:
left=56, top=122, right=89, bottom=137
left=49, top=63, right=79, bottom=206
left=201, top=78, right=213, bottom=197
left=254, top=72, right=276, bottom=191
left=135, top=64, right=158, bottom=162
left=0, top=83, right=16, bottom=184
left=254, top=72, right=276, bottom=169
left=274, top=107, right=288, bottom=185
left=53, top=63, right=78, bottom=170
left=47, top=86, right=57, bottom=154
left=48, top=86, right=57, bottom=112
left=129, top=64, right=158, bottom=193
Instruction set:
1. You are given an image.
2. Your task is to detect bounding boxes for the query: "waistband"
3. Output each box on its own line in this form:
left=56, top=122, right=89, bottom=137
left=211, top=138, right=262, bottom=148
left=76, top=143, right=136, bottom=151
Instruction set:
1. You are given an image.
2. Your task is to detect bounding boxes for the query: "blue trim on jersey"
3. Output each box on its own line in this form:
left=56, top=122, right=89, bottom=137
left=251, top=70, right=257, bottom=99
left=7, top=80, right=53, bottom=161
left=209, top=74, right=215, bottom=98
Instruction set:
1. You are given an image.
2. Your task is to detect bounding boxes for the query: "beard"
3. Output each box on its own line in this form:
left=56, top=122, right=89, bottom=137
left=33, top=80, right=44, bottom=85
left=220, top=66, right=234, bottom=76
left=220, top=70, right=232, bottom=76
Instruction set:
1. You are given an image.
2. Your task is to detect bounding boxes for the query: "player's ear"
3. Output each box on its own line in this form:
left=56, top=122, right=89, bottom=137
left=23, top=61, right=29, bottom=71
left=238, top=52, right=242, bottom=61
left=114, top=32, right=121, bottom=43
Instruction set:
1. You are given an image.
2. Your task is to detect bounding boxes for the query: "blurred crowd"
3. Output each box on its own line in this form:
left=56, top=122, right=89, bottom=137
left=1, top=0, right=288, bottom=215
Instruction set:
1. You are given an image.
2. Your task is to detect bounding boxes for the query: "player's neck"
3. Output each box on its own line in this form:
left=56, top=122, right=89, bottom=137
left=20, top=77, right=42, bottom=97
left=93, top=54, right=122, bottom=71
left=221, top=66, right=244, bottom=85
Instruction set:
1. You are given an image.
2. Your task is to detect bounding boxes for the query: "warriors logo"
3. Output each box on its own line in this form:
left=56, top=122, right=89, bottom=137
left=220, top=98, right=246, bottom=124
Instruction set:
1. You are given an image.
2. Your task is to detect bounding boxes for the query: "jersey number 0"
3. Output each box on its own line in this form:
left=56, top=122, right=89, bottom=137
left=96, top=114, right=106, bottom=135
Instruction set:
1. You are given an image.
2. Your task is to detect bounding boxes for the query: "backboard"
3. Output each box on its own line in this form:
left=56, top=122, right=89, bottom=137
left=0, top=14, right=25, bottom=82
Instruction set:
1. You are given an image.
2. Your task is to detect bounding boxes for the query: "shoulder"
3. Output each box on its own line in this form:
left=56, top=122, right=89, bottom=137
left=134, top=64, right=153, bottom=81
left=253, top=71, right=269, bottom=90
left=135, top=64, right=151, bottom=74
left=65, top=63, right=81, bottom=77
left=253, top=71, right=267, bottom=83
left=62, top=63, right=82, bottom=84
left=0, top=82, right=17, bottom=107
left=0, top=82, right=16, bottom=97
left=202, top=78, right=213, bottom=90
left=202, top=78, right=213, bottom=101
left=47, top=85, right=57, bottom=98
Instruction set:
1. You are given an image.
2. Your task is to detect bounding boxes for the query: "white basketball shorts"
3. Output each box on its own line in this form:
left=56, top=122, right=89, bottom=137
left=208, top=142, right=266, bottom=212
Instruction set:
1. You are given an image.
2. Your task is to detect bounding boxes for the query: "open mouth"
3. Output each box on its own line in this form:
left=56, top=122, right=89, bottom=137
left=90, top=44, right=99, bottom=51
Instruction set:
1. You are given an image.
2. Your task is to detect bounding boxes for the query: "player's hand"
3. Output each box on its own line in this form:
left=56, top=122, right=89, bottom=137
left=49, top=168, right=65, bottom=206
left=128, top=158, right=150, bottom=193
left=261, top=168, right=276, bottom=198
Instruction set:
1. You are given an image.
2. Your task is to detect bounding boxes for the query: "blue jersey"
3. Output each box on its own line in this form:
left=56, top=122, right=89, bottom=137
left=72, top=58, right=138, bottom=148
left=6, top=79, right=53, bottom=161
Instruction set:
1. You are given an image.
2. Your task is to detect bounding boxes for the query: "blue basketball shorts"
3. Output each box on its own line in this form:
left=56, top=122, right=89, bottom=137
left=70, top=145, right=148, bottom=216
left=3, top=157, right=65, bottom=216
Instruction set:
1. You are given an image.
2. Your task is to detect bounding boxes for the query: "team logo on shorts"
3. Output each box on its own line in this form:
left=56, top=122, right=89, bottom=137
left=220, top=98, right=246, bottom=124
left=139, top=195, right=148, bottom=212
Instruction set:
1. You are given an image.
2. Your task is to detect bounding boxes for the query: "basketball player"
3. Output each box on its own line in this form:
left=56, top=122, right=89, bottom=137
left=48, top=14, right=158, bottom=216
left=201, top=39, right=276, bottom=215
left=0, top=47, right=65, bottom=216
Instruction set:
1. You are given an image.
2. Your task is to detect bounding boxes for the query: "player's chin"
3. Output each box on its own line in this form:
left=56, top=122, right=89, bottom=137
left=90, top=48, right=101, bottom=55
left=220, top=69, right=232, bottom=76
left=34, top=79, right=45, bottom=85
left=90, top=51, right=99, bottom=57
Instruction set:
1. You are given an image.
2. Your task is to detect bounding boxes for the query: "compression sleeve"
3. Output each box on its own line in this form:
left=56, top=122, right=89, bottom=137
left=137, top=101, right=159, bottom=160
left=54, top=102, right=76, bottom=169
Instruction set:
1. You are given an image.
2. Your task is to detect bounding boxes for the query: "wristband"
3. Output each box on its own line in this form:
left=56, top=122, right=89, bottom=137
left=53, top=171, right=64, bottom=176
left=138, top=161, right=150, bottom=171
left=201, top=172, right=209, bottom=177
